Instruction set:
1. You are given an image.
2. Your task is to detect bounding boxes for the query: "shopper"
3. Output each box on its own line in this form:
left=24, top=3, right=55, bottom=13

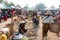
left=42, top=10, right=54, bottom=40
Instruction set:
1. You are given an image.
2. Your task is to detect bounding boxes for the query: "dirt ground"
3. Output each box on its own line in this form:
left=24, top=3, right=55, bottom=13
left=0, top=17, right=59, bottom=40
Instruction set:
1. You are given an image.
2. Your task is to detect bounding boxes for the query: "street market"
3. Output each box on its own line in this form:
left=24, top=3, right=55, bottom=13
left=0, top=0, right=60, bottom=40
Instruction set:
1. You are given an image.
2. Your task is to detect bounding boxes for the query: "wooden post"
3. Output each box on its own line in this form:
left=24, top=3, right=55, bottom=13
left=37, top=16, right=43, bottom=40
left=11, top=14, right=14, bottom=40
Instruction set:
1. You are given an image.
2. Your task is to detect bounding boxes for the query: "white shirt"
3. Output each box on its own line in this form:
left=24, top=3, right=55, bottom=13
left=42, top=16, right=54, bottom=23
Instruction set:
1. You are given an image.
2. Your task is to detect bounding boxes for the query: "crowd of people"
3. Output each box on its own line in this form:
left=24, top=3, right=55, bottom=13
left=0, top=8, right=60, bottom=40
left=0, top=9, right=16, bottom=23
left=14, top=9, right=60, bottom=40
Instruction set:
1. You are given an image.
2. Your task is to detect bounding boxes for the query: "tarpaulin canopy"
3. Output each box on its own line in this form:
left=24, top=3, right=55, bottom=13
left=46, top=6, right=57, bottom=10
left=0, top=3, right=8, bottom=9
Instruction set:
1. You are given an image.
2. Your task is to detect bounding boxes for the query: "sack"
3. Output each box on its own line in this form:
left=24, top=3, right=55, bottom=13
left=21, top=36, right=29, bottom=40
left=42, top=16, right=54, bottom=23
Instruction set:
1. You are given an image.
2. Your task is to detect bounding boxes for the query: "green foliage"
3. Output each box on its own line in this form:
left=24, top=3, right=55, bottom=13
left=21, top=36, right=29, bottom=40
left=17, top=5, right=21, bottom=8
left=24, top=6, right=29, bottom=10
left=0, top=0, right=2, bottom=3
left=5, top=0, right=9, bottom=5
left=35, top=3, right=46, bottom=10
left=9, top=2, right=15, bottom=6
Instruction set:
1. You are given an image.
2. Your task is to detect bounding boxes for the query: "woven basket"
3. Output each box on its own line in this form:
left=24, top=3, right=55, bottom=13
left=50, top=23, right=59, bottom=33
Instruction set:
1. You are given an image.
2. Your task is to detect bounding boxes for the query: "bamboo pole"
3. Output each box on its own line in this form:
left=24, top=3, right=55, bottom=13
left=37, top=16, right=43, bottom=40
left=11, top=14, right=14, bottom=40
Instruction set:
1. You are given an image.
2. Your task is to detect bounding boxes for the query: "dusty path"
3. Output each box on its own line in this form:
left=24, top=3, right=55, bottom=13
left=0, top=17, right=17, bottom=28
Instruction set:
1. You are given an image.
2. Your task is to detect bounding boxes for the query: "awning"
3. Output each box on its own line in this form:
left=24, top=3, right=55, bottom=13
left=0, top=4, right=8, bottom=9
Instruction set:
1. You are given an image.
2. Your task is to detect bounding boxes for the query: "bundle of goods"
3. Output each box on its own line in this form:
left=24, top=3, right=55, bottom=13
left=21, top=36, right=29, bottom=40
left=26, top=28, right=37, bottom=37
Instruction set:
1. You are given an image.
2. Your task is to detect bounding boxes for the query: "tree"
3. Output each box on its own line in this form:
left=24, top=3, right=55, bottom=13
left=9, top=2, right=15, bottom=6
left=0, top=0, right=2, bottom=3
left=5, top=0, right=9, bottom=5
left=24, top=5, right=29, bottom=10
left=17, top=5, right=21, bottom=8
left=35, top=3, right=46, bottom=10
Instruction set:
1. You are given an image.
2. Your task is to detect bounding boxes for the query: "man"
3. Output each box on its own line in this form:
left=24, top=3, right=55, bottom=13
left=32, top=16, right=39, bottom=28
left=42, top=10, right=54, bottom=40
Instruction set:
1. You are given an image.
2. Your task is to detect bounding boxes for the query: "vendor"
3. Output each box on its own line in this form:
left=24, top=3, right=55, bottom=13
left=18, top=20, right=27, bottom=34
left=42, top=10, right=54, bottom=40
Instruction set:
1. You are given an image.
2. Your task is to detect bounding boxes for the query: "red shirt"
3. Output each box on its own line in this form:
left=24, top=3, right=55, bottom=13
left=11, top=11, right=15, bottom=15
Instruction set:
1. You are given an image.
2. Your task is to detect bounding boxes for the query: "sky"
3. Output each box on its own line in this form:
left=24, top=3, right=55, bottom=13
left=6, top=0, right=60, bottom=8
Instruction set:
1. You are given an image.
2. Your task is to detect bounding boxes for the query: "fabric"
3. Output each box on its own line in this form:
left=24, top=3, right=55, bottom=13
left=42, top=16, right=54, bottom=23
left=18, top=23, right=27, bottom=34
left=3, top=15, right=7, bottom=21
left=57, top=11, right=60, bottom=23
left=32, top=17, right=39, bottom=25
left=11, top=11, right=15, bottom=16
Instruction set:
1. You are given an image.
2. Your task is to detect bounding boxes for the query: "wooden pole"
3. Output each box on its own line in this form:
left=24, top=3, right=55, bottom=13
left=11, top=14, right=14, bottom=40
left=37, top=16, right=43, bottom=40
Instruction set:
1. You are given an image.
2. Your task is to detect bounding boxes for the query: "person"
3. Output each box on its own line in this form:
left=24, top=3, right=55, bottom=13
left=11, top=9, right=16, bottom=17
left=56, top=11, right=60, bottom=23
left=0, top=10, right=2, bottom=23
left=42, top=10, right=54, bottom=40
left=7, top=10, right=12, bottom=18
left=2, top=10, right=7, bottom=21
left=56, top=11, right=60, bottom=33
left=18, top=19, right=27, bottom=34
left=32, top=16, right=39, bottom=28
